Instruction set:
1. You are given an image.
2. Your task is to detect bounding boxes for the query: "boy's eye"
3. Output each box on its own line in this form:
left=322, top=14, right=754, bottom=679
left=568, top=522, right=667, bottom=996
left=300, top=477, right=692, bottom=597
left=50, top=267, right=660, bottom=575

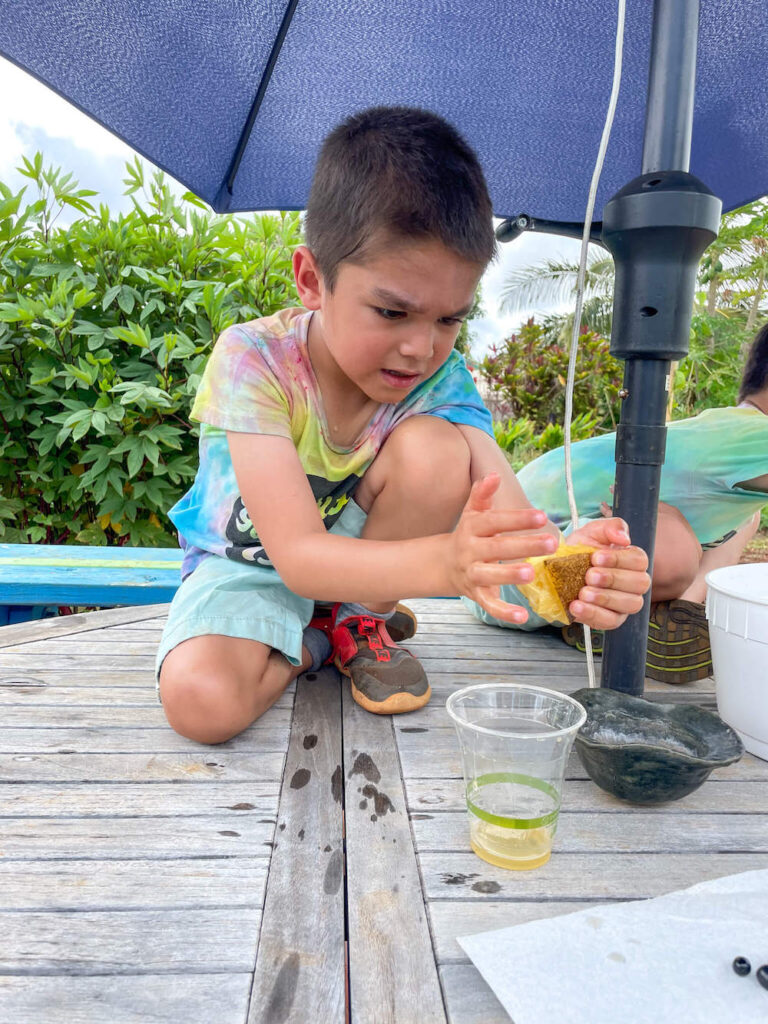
left=375, top=308, right=405, bottom=320
left=439, top=316, right=465, bottom=327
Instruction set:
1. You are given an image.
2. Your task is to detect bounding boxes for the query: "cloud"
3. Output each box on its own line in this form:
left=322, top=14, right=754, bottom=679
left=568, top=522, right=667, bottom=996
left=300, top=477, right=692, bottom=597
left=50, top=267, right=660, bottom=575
left=0, top=57, right=134, bottom=175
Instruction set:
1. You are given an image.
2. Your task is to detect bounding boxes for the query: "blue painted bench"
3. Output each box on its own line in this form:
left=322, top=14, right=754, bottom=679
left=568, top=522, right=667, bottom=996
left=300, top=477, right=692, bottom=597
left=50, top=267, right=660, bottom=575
left=0, top=544, right=182, bottom=625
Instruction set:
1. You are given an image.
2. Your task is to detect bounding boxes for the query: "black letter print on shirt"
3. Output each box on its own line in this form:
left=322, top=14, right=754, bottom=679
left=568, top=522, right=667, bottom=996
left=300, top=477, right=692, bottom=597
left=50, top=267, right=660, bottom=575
left=223, top=472, right=361, bottom=567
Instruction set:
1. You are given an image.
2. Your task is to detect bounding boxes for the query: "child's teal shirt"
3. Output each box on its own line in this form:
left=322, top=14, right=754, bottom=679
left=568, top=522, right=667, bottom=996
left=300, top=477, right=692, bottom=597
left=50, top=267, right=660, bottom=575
left=518, top=407, right=768, bottom=545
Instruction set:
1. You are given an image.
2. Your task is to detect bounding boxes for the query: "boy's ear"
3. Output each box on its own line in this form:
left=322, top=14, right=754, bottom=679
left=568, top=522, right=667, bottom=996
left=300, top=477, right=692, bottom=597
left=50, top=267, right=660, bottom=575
left=293, top=245, right=324, bottom=310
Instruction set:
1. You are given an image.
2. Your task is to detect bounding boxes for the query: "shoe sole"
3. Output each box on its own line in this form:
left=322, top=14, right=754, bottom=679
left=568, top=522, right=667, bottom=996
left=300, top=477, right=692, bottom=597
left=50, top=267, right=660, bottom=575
left=388, top=602, right=417, bottom=643
left=335, top=656, right=431, bottom=714
left=646, top=601, right=711, bottom=684
left=561, top=614, right=712, bottom=684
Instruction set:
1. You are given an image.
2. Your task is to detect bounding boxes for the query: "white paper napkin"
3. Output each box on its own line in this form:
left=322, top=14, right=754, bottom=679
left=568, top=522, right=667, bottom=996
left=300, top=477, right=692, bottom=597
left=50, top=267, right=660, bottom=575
left=458, top=869, right=768, bottom=1024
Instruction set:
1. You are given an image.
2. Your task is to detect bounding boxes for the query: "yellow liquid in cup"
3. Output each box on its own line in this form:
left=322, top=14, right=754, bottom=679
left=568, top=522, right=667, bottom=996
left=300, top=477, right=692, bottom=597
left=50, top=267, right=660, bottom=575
left=469, top=816, right=553, bottom=870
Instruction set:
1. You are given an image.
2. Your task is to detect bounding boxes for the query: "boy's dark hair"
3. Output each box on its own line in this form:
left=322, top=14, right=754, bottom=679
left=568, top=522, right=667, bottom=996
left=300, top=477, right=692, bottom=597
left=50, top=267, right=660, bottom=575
left=738, top=322, right=768, bottom=403
left=304, top=106, right=496, bottom=288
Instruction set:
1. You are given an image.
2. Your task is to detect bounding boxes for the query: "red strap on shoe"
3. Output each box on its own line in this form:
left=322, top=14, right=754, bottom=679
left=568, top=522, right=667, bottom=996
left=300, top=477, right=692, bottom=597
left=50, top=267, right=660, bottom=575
left=332, top=614, right=396, bottom=667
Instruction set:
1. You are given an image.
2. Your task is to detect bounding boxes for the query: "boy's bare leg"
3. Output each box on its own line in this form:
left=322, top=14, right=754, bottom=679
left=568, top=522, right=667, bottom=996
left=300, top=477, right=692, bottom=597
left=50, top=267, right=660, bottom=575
left=679, top=510, right=761, bottom=604
left=159, top=636, right=312, bottom=744
left=353, top=414, right=472, bottom=612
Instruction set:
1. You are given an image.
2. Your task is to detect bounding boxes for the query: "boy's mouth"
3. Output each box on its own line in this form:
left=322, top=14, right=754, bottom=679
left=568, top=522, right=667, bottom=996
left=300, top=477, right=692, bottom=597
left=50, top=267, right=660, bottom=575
left=381, top=368, right=421, bottom=389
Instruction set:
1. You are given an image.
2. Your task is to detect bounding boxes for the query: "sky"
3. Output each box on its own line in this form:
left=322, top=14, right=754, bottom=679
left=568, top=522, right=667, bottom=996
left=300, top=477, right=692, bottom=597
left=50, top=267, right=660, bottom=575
left=0, top=56, right=581, bottom=357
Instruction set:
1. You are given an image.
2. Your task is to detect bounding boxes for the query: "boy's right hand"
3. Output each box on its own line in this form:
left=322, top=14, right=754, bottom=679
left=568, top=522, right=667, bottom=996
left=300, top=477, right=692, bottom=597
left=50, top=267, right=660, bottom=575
left=449, top=473, right=558, bottom=623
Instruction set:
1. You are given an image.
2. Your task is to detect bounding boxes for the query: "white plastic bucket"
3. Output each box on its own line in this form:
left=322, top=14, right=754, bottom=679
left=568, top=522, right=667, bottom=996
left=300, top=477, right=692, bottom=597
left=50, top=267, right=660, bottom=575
left=705, top=563, right=768, bottom=761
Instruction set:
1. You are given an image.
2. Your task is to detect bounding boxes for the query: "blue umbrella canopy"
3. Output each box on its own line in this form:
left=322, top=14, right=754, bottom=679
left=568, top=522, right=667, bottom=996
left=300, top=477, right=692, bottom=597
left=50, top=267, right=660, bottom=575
left=1, top=0, right=767, bottom=217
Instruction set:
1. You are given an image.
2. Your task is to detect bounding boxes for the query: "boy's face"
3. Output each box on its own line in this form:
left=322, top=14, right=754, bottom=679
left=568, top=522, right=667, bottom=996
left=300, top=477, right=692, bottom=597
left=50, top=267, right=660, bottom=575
left=295, top=236, right=483, bottom=405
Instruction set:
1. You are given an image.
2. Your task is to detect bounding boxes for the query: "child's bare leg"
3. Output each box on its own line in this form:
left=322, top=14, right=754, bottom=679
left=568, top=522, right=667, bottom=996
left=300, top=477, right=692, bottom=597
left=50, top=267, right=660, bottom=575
left=353, top=414, right=471, bottom=612
left=679, top=511, right=761, bottom=604
left=649, top=503, right=703, bottom=602
left=159, top=636, right=311, bottom=744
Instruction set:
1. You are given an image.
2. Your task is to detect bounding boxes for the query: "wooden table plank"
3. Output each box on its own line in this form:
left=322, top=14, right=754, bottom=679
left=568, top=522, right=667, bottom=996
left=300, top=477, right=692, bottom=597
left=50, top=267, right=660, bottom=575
left=248, top=671, right=346, bottom=1024
left=0, top=909, right=261, bottom=974
left=0, top=724, right=290, bottom=753
left=0, top=815, right=275, bottom=859
left=0, top=751, right=286, bottom=783
left=439, top=964, right=509, bottom=1024
left=394, top=727, right=762, bottom=780
left=0, top=974, right=252, bottom=1024
left=0, top=680, right=294, bottom=708
left=0, top=782, right=279, bottom=816
left=411, top=810, right=768, bottom=854
left=406, top=777, right=768, bottom=814
left=429, top=900, right=601, bottom=964
left=0, top=704, right=293, bottom=727
left=0, top=604, right=169, bottom=647
left=342, top=685, right=447, bottom=1024
left=421, top=852, right=768, bottom=901
left=0, top=857, right=269, bottom=911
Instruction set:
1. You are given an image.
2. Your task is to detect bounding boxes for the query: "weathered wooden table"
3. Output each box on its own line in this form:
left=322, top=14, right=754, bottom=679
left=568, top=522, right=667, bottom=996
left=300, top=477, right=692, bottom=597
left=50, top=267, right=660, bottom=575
left=1, top=599, right=766, bottom=1023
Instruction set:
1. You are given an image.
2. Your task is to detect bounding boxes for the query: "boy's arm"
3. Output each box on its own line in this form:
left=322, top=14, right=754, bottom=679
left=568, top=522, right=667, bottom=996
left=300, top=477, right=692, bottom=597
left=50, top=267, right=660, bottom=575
left=227, top=431, right=553, bottom=610
left=456, top=424, right=650, bottom=628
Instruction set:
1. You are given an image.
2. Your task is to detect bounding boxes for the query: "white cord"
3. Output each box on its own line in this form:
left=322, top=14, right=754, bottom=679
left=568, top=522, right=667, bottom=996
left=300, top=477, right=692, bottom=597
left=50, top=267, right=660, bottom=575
left=563, top=0, right=626, bottom=687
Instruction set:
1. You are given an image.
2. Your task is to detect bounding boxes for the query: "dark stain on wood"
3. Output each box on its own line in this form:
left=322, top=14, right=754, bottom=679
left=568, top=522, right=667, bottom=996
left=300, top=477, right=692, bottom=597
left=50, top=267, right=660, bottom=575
left=205, top=761, right=222, bottom=768
left=57, top=749, right=76, bottom=754
left=265, top=951, right=300, bottom=1023
left=323, top=848, right=343, bottom=895
left=400, top=727, right=428, bottom=733
left=278, top=823, right=286, bottom=831
left=348, top=752, right=381, bottom=783
left=323, top=844, right=332, bottom=853
left=359, top=800, right=368, bottom=810
left=361, top=783, right=394, bottom=817
left=472, top=880, right=502, bottom=894
left=303, top=734, right=318, bottom=749
left=298, top=828, right=305, bottom=840
left=441, top=872, right=479, bottom=886
left=218, top=830, right=240, bottom=837
left=290, top=768, right=311, bottom=789
left=228, top=802, right=256, bottom=810
left=331, top=764, right=343, bottom=803
left=410, top=813, right=433, bottom=820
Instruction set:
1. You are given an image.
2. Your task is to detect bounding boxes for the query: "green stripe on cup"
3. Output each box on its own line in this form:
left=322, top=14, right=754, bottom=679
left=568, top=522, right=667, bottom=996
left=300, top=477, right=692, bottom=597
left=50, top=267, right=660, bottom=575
left=466, top=772, right=560, bottom=830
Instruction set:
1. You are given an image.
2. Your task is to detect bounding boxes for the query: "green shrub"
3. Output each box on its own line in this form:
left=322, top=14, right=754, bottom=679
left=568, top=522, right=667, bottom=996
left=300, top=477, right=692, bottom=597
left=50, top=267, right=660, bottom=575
left=479, top=318, right=623, bottom=432
left=0, top=156, right=302, bottom=546
left=493, top=411, right=600, bottom=471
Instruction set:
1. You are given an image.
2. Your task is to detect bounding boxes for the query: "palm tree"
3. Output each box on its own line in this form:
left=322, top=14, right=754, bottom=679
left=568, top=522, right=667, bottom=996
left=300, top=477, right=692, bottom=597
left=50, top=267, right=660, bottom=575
left=498, top=250, right=615, bottom=337
left=497, top=200, right=768, bottom=347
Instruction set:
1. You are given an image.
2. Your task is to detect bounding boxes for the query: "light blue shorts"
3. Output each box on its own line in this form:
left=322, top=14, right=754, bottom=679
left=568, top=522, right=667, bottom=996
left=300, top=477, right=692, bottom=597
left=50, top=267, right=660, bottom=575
left=154, top=499, right=367, bottom=691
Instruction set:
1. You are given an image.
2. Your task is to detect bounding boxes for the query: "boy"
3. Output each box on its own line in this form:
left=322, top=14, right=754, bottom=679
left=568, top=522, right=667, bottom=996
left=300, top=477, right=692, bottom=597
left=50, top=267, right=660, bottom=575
left=510, top=323, right=768, bottom=681
left=157, top=106, right=650, bottom=744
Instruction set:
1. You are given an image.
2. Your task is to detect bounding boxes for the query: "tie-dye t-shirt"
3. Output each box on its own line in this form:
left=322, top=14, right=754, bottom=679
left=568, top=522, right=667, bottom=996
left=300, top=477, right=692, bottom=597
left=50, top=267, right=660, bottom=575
left=170, top=307, right=493, bottom=578
left=517, top=407, right=768, bottom=545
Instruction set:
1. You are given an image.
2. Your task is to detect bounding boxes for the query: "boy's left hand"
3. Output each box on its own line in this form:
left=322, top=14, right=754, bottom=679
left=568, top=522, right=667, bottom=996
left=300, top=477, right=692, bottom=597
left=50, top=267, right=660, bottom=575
left=566, top=517, right=650, bottom=631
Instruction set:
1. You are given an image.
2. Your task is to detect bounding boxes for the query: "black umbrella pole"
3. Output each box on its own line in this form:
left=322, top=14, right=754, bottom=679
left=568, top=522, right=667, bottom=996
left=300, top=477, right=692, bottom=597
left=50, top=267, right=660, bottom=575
left=598, top=0, right=721, bottom=694
left=600, top=359, right=670, bottom=695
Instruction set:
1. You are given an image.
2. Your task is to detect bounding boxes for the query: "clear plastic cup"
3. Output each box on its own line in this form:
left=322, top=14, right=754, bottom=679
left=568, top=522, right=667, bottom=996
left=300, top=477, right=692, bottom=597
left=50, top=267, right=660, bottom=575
left=446, top=684, right=586, bottom=871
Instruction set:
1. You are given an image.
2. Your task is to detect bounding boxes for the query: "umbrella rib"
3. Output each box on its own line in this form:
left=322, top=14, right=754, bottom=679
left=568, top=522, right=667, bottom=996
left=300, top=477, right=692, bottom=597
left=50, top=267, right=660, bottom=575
left=219, top=0, right=301, bottom=208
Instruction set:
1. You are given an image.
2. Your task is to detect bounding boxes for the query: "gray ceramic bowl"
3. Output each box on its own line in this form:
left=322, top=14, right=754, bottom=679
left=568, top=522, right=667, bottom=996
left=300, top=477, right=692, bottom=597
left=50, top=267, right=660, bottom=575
left=570, top=688, right=743, bottom=804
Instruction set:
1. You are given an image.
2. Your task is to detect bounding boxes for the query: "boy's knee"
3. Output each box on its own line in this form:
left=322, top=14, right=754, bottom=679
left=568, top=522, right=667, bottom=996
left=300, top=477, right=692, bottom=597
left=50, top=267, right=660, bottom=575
left=383, top=415, right=471, bottom=501
left=159, top=661, right=253, bottom=745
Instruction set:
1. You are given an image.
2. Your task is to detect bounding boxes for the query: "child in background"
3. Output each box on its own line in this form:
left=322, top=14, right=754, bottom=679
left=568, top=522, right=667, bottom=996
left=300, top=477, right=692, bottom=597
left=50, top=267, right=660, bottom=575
left=156, top=106, right=650, bottom=743
left=512, top=324, right=768, bottom=682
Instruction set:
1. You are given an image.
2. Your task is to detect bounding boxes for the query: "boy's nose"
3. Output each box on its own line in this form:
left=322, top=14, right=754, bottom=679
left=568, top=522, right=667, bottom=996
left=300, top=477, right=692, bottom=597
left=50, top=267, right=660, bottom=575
left=399, top=326, right=435, bottom=361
